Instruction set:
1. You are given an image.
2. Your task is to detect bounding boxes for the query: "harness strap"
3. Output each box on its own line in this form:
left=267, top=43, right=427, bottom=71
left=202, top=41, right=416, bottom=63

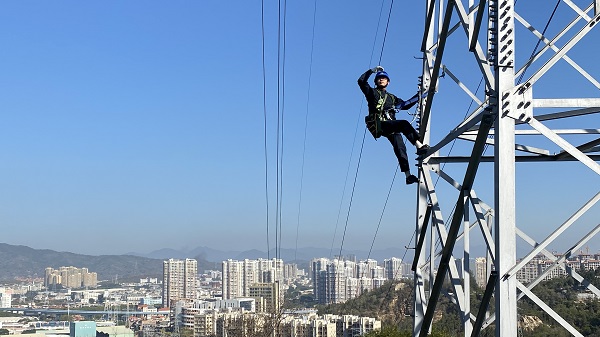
left=365, top=91, right=389, bottom=139
left=376, top=90, right=388, bottom=114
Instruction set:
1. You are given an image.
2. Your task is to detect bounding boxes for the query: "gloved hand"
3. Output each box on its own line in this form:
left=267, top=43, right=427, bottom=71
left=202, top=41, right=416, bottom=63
left=371, top=66, right=384, bottom=73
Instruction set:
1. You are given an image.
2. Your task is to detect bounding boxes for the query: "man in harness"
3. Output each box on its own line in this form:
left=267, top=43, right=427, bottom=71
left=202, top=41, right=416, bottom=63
left=358, top=66, right=430, bottom=185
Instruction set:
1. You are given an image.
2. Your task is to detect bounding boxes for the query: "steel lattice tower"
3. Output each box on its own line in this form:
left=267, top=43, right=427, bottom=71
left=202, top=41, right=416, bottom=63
left=412, top=1, right=600, bottom=336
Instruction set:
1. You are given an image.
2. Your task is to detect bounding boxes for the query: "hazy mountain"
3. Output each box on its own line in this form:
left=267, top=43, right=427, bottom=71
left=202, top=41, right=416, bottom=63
left=0, top=243, right=163, bottom=281
left=129, top=246, right=420, bottom=263
left=0, top=241, right=490, bottom=282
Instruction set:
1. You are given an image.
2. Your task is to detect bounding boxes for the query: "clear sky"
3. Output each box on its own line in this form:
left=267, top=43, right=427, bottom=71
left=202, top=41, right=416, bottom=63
left=0, top=1, right=598, bottom=258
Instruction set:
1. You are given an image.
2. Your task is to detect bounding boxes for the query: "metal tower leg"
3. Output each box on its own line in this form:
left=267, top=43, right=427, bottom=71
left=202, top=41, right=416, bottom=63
left=414, top=0, right=600, bottom=335
left=492, top=0, right=518, bottom=335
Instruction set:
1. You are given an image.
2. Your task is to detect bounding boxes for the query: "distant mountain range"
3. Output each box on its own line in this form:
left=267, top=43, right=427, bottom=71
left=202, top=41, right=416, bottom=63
left=0, top=243, right=164, bottom=282
left=0, top=242, right=438, bottom=282
left=127, top=246, right=416, bottom=263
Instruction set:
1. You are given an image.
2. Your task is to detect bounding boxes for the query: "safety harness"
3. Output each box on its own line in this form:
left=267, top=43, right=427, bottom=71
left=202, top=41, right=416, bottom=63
left=365, top=90, right=391, bottom=139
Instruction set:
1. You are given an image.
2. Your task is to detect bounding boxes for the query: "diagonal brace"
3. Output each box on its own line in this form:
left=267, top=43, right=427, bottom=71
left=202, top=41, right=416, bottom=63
left=418, top=111, right=494, bottom=337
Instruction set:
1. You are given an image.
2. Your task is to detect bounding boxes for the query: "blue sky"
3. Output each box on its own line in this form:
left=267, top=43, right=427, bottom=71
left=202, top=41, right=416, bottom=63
left=0, top=1, right=598, bottom=258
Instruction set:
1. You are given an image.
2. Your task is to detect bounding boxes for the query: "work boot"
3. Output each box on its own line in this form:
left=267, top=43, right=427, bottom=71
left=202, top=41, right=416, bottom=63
left=406, top=174, right=419, bottom=185
left=417, top=144, right=430, bottom=156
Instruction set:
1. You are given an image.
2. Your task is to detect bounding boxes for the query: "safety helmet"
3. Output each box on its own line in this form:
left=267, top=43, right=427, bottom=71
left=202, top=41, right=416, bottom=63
left=374, top=71, right=390, bottom=82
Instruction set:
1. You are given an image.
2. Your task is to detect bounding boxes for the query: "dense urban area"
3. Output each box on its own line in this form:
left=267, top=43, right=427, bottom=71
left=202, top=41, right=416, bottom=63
left=1, top=252, right=600, bottom=337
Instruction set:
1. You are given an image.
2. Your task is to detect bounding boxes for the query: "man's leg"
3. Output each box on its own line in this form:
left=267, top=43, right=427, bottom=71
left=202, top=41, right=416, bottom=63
left=385, top=133, right=410, bottom=172
left=385, top=133, right=418, bottom=185
left=383, top=120, right=430, bottom=155
left=383, top=122, right=420, bottom=185
left=384, top=120, right=419, bottom=145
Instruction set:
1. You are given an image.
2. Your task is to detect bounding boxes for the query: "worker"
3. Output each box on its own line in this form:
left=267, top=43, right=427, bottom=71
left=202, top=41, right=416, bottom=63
left=358, top=66, right=430, bottom=185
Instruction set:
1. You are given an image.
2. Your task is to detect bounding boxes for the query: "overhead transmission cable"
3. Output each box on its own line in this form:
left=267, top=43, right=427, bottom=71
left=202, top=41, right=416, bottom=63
left=329, top=0, right=388, bottom=259
left=275, top=0, right=288, bottom=261
left=262, top=0, right=288, bottom=261
left=367, top=166, right=398, bottom=259
left=516, top=0, right=561, bottom=85
left=275, top=0, right=281, bottom=261
left=329, top=1, right=384, bottom=259
left=362, top=0, right=421, bottom=261
left=294, top=0, right=318, bottom=263
left=364, top=0, right=436, bottom=315
left=261, top=0, right=271, bottom=260
left=337, top=0, right=395, bottom=259
left=377, top=0, right=395, bottom=65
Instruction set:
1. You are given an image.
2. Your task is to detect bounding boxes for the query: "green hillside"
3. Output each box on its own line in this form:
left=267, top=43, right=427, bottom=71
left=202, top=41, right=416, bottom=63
left=0, top=243, right=163, bottom=281
left=318, top=273, right=600, bottom=337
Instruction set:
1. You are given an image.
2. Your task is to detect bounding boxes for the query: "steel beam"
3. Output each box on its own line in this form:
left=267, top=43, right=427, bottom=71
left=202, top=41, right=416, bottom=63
left=469, top=0, right=487, bottom=51
left=412, top=204, right=433, bottom=272
left=516, top=227, right=600, bottom=298
left=470, top=271, right=497, bottom=337
left=420, top=0, right=456, bottom=140
left=419, top=112, right=493, bottom=337
left=503, top=191, right=600, bottom=279
left=516, top=281, right=584, bottom=337
left=414, top=1, right=599, bottom=335
left=528, top=117, right=600, bottom=175
left=427, top=155, right=600, bottom=163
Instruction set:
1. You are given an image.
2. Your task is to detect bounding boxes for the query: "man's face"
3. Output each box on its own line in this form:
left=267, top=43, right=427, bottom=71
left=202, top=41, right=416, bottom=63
left=376, top=77, right=389, bottom=88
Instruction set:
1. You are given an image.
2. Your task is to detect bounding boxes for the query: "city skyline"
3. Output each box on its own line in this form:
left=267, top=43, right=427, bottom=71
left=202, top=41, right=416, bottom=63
left=1, top=2, right=598, bottom=260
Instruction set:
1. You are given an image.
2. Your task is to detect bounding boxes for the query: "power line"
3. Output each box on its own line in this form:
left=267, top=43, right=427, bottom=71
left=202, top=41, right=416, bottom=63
left=261, top=0, right=271, bottom=259
left=367, top=166, right=399, bottom=260
left=338, top=129, right=368, bottom=259
left=333, top=0, right=394, bottom=259
left=516, top=0, right=561, bottom=84
left=274, top=0, right=288, bottom=261
left=378, top=0, right=395, bottom=65
left=278, top=0, right=288, bottom=260
left=294, top=0, right=318, bottom=263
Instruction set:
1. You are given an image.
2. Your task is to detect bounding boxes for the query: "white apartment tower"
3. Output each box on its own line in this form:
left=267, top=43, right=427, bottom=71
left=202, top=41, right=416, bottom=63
left=312, top=258, right=398, bottom=305
left=356, top=259, right=378, bottom=278
left=222, top=259, right=244, bottom=299
left=383, top=257, right=403, bottom=280
left=162, top=258, right=198, bottom=307
left=0, top=287, right=11, bottom=308
left=474, top=257, right=488, bottom=288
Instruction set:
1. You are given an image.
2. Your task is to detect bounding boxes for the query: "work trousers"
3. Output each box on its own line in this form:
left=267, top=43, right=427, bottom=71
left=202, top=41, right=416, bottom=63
left=381, top=120, right=419, bottom=172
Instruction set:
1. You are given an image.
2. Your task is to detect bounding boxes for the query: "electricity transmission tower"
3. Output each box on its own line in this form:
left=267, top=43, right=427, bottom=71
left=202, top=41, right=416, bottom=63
left=412, top=1, right=600, bottom=336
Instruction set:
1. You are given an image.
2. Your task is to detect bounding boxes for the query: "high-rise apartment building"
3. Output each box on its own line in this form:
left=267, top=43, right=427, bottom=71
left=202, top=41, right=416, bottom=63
left=312, top=258, right=359, bottom=304
left=221, top=258, right=283, bottom=300
left=163, top=258, right=198, bottom=307
left=312, top=258, right=402, bottom=305
left=45, top=267, right=97, bottom=289
left=248, top=282, right=280, bottom=313
left=222, top=259, right=244, bottom=299
left=356, top=259, right=377, bottom=278
left=0, top=287, right=11, bottom=308
left=474, top=257, right=488, bottom=288
left=383, top=257, right=403, bottom=280
left=283, top=263, right=298, bottom=282
left=193, top=311, right=379, bottom=337
left=311, top=258, right=328, bottom=304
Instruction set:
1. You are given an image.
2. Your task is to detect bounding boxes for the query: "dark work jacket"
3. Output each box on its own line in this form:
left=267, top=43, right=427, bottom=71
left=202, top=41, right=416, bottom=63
left=357, top=69, right=418, bottom=120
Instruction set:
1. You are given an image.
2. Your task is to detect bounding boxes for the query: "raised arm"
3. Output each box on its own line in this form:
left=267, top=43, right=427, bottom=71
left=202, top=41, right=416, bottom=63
left=357, top=69, right=374, bottom=96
